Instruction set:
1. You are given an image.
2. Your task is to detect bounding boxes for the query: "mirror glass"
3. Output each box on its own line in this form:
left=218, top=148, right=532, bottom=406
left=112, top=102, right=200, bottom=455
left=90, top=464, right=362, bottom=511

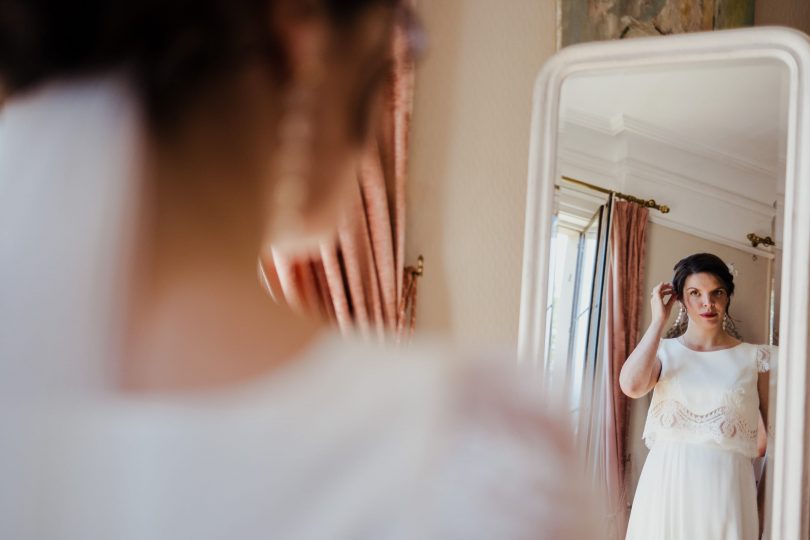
left=546, top=58, right=788, bottom=537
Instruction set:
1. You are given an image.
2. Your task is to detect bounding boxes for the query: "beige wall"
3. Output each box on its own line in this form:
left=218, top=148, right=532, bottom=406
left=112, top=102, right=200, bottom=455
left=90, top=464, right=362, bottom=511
left=406, top=0, right=556, bottom=347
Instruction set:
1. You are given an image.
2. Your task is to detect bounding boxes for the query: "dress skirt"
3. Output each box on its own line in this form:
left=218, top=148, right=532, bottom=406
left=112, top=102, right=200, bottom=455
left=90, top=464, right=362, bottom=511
left=626, top=441, right=758, bottom=540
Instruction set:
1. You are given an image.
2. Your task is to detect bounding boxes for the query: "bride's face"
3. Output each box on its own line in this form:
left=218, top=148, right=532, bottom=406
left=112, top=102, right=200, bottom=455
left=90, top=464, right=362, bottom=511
left=682, top=272, right=730, bottom=330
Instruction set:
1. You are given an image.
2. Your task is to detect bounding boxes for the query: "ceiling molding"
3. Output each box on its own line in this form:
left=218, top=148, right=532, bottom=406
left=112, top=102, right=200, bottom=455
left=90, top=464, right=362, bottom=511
left=558, top=146, right=775, bottom=219
left=562, top=108, right=780, bottom=177
left=623, top=158, right=776, bottom=218
left=619, top=114, right=779, bottom=177
left=560, top=108, right=616, bottom=135
left=557, top=147, right=621, bottom=185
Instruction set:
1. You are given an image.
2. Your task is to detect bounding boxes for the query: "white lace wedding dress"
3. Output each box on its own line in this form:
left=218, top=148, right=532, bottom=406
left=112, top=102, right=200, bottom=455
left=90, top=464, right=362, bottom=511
left=626, top=338, right=774, bottom=540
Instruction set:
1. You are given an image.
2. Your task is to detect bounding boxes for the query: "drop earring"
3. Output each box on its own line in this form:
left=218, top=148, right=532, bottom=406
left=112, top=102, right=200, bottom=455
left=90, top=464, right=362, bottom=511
left=271, top=46, right=326, bottom=228
left=277, top=85, right=314, bottom=203
left=723, top=312, right=743, bottom=340
left=665, top=303, right=687, bottom=338
left=268, top=84, right=317, bottom=249
left=674, top=304, right=685, bottom=326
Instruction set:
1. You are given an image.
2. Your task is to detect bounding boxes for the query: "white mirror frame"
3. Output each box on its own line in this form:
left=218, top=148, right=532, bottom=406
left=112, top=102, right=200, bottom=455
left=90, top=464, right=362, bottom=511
left=518, top=27, right=810, bottom=538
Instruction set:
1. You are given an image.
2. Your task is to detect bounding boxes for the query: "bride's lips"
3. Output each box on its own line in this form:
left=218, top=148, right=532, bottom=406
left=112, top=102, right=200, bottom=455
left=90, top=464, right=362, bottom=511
left=700, top=312, right=718, bottom=319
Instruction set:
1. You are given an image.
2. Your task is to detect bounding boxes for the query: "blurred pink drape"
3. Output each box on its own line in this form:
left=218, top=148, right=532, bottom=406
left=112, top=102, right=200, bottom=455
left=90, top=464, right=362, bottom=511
left=260, top=14, right=419, bottom=343
left=604, top=200, right=648, bottom=538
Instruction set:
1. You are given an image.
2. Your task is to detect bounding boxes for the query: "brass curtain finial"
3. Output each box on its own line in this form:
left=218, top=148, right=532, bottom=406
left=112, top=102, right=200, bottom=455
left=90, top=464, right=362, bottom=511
left=614, top=192, right=670, bottom=214
left=560, top=176, right=670, bottom=214
left=396, top=255, right=424, bottom=344
left=747, top=233, right=775, bottom=248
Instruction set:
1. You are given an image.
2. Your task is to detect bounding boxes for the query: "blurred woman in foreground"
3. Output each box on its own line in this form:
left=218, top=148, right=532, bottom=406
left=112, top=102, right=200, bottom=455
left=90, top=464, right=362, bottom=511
left=0, top=1, right=596, bottom=537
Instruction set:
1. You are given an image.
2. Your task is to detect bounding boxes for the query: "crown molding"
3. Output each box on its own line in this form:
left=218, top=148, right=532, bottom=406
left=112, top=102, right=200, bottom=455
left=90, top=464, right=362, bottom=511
left=557, top=147, right=622, bottom=185
left=620, top=115, right=779, bottom=177
left=562, top=108, right=781, bottom=178
left=623, top=158, right=776, bottom=218
left=558, top=143, right=776, bottom=218
left=560, top=108, right=617, bottom=135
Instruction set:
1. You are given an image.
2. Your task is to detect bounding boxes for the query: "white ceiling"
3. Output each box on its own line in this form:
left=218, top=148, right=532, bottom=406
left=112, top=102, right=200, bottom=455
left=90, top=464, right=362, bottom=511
left=559, top=59, right=790, bottom=172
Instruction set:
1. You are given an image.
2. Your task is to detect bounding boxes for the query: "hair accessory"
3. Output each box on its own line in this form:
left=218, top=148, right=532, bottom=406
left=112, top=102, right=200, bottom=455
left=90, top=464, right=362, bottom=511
left=727, top=263, right=739, bottom=278
left=674, top=304, right=685, bottom=326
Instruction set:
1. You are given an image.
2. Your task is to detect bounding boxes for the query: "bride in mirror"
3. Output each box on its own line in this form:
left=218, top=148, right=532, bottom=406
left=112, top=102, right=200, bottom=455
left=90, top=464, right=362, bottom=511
left=621, top=253, right=773, bottom=539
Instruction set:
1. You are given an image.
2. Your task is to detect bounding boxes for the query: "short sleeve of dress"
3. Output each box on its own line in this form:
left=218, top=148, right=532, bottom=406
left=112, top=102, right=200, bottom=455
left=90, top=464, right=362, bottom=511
left=756, top=345, right=777, bottom=373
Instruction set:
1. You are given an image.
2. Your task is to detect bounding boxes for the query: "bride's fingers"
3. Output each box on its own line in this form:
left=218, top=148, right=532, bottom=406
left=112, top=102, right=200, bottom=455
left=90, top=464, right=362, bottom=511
left=656, top=284, right=674, bottom=299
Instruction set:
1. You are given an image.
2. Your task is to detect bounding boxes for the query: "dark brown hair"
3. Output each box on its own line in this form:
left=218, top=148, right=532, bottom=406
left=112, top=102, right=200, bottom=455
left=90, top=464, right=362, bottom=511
left=0, top=0, right=395, bottom=127
left=671, top=252, right=735, bottom=302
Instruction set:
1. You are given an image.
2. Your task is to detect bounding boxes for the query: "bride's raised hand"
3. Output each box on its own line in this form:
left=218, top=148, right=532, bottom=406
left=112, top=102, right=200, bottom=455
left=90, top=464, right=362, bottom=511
left=650, top=282, right=676, bottom=325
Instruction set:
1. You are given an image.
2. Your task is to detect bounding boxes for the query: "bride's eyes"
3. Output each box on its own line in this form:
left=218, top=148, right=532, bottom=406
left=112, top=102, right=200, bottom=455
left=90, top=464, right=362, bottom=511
left=688, top=289, right=726, bottom=296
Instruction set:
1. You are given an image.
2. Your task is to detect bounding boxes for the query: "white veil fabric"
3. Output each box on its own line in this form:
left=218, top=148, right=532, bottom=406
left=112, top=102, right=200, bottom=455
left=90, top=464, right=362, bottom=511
left=0, top=76, right=144, bottom=535
left=0, top=75, right=141, bottom=401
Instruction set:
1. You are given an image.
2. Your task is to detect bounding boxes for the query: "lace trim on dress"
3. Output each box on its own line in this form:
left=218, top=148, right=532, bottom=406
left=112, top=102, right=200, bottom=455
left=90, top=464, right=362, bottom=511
left=647, top=399, right=758, bottom=441
left=756, top=346, right=771, bottom=373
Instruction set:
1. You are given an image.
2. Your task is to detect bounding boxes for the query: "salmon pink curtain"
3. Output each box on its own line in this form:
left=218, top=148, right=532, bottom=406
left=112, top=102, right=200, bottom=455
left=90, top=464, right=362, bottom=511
left=259, top=11, right=419, bottom=343
left=604, top=200, right=649, bottom=538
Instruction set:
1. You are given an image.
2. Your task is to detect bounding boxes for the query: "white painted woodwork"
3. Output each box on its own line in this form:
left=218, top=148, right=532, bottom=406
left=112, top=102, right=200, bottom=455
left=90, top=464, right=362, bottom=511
left=519, top=27, right=810, bottom=539
left=556, top=60, right=788, bottom=254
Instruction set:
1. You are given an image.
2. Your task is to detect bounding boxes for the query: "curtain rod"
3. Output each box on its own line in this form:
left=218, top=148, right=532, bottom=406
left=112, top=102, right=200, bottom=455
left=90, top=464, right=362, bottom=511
left=560, top=176, right=670, bottom=214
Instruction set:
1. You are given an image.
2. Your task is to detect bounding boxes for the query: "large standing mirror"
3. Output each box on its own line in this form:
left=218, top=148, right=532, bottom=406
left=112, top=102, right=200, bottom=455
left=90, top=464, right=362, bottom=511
left=519, top=28, right=810, bottom=539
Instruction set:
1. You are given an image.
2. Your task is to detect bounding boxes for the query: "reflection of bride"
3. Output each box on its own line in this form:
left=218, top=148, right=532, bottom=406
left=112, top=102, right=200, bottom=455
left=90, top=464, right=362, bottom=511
left=621, top=253, right=773, bottom=540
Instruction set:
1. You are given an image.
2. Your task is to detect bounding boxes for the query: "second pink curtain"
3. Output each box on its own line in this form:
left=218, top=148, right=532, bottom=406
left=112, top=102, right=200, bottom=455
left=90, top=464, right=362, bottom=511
left=604, top=200, right=649, bottom=538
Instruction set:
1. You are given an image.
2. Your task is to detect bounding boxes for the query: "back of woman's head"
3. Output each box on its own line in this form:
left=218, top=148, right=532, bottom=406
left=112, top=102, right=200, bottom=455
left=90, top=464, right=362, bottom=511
left=0, top=0, right=397, bottom=129
left=671, top=252, right=735, bottom=301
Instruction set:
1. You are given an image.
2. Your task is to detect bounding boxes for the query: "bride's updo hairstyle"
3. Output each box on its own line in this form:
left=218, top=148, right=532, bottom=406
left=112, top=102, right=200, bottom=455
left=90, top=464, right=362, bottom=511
left=0, top=0, right=398, bottom=131
left=665, top=253, right=737, bottom=338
